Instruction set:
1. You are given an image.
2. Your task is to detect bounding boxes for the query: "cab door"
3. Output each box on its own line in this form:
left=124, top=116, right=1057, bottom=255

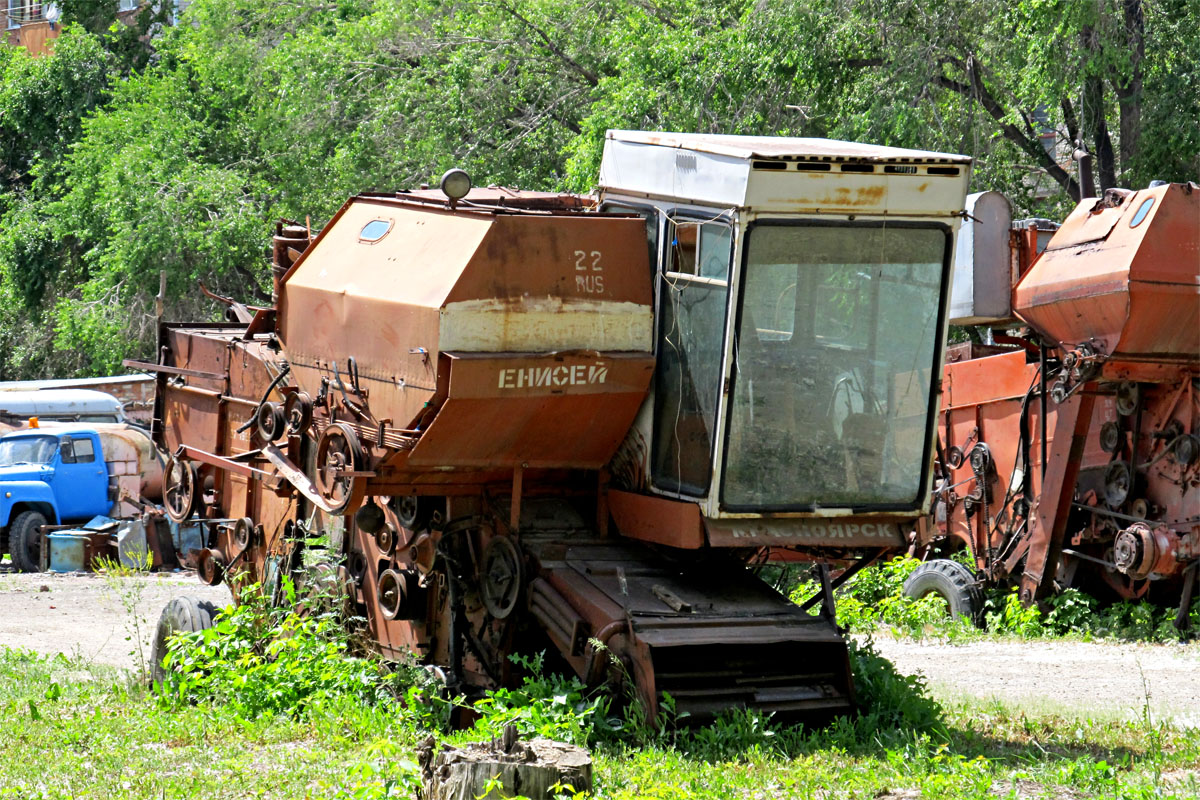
left=650, top=214, right=733, bottom=496
left=50, top=435, right=110, bottom=521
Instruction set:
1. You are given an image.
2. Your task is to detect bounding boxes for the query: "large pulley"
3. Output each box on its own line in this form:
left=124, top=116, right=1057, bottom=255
left=480, top=536, right=524, bottom=620
left=315, top=422, right=366, bottom=514
left=163, top=456, right=200, bottom=523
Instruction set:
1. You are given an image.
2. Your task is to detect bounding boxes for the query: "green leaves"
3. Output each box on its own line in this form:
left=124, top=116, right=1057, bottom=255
left=158, top=581, right=404, bottom=722
left=0, top=0, right=1196, bottom=378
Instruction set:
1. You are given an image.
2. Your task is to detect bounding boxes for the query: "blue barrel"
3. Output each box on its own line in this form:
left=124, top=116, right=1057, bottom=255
left=48, top=532, right=89, bottom=573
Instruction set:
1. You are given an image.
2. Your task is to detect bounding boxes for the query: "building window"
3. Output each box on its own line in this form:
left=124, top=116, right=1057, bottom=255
left=6, top=1, right=47, bottom=25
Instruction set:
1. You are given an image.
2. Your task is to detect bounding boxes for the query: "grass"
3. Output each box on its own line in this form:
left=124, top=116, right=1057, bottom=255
left=0, top=642, right=1197, bottom=799
left=3, top=566, right=1198, bottom=799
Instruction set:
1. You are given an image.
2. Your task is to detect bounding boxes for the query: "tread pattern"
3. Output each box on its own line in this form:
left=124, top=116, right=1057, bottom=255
left=9, top=510, right=47, bottom=573
left=149, top=595, right=220, bottom=685
left=902, top=559, right=984, bottom=626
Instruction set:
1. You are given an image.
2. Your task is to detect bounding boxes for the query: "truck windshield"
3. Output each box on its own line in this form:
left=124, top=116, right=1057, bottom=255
left=722, top=222, right=947, bottom=510
left=0, top=436, right=58, bottom=467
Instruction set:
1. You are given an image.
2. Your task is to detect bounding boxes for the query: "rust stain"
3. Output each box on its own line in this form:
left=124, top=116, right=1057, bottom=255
left=813, top=184, right=887, bottom=207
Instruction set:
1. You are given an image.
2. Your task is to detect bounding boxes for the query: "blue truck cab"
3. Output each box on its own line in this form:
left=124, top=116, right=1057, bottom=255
left=0, top=427, right=111, bottom=572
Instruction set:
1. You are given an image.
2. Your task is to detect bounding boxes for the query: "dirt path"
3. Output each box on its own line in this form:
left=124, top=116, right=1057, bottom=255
left=869, top=635, right=1200, bottom=725
left=2, top=567, right=1198, bottom=725
left=0, top=568, right=231, bottom=673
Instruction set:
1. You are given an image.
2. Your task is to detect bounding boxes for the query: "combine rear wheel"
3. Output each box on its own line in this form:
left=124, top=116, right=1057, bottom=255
left=150, top=596, right=220, bottom=685
left=902, top=559, right=984, bottom=625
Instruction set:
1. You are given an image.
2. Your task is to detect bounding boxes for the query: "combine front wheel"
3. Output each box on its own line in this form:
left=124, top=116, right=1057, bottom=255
left=149, top=596, right=220, bottom=685
left=902, top=559, right=984, bottom=626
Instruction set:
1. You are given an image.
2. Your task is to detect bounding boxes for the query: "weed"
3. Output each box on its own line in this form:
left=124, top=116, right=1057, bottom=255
left=158, top=578, right=407, bottom=721
left=95, top=552, right=154, bottom=683
left=468, top=652, right=608, bottom=748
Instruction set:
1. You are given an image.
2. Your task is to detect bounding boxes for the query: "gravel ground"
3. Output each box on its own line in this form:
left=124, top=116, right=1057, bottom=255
left=1, top=566, right=1198, bottom=726
left=869, top=635, right=1200, bottom=725
left=0, top=567, right=231, bottom=673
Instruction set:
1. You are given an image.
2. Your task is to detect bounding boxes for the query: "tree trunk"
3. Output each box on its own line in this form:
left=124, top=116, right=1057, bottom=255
left=1114, top=0, right=1145, bottom=179
left=419, top=729, right=593, bottom=800
left=1079, top=25, right=1117, bottom=191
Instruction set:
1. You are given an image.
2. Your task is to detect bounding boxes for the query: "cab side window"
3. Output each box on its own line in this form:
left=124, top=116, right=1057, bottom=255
left=70, top=438, right=96, bottom=462
left=600, top=202, right=659, bottom=275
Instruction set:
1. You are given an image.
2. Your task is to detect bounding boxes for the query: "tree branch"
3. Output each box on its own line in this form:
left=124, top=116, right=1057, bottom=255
left=933, top=55, right=1080, bottom=199
left=487, top=2, right=599, bottom=87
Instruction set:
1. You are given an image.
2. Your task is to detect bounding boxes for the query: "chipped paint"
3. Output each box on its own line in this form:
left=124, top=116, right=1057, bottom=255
left=439, top=297, right=653, bottom=352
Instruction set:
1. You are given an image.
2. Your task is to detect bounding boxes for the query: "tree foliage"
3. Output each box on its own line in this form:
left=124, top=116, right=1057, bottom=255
left=0, top=0, right=1195, bottom=378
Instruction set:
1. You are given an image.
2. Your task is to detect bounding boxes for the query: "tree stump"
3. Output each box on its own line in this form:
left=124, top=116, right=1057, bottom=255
left=418, top=725, right=592, bottom=800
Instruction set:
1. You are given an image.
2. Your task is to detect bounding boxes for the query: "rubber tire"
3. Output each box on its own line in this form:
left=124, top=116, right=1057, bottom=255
left=149, top=595, right=219, bottom=686
left=902, top=559, right=984, bottom=626
left=9, top=510, right=47, bottom=573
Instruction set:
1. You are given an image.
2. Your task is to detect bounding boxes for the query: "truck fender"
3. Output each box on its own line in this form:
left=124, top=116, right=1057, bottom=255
left=0, top=482, right=59, bottom=528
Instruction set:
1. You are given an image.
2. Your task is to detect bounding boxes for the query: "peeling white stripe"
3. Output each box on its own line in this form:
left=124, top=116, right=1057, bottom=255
left=440, top=298, right=653, bottom=352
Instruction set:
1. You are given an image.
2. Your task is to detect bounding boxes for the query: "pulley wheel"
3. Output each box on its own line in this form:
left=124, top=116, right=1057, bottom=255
left=256, top=401, right=287, bottom=442
left=1129, top=498, right=1149, bottom=519
left=945, top=446, right=965, bottom=470
left=393, top=494, right=437, bottom=531
left=232, top=517, right=255, bottom=552
left=378, top=569, right=407, bottom=621
left=480, top=536, right=524, bottom=620
left=1174, top=434, right=1199, bottom=467
left=375, top=524, right=397, bottom=555
left=198, top=548, right=227, bottom=586
left=1099, top=421, right=1122, bottom=454
left=968, top=443, right=991, bottom=474
left=163, top=456, right=200, bottom=523
left=1115, top=382, right=1140, bottom=416
left=1104, top=460, right=1133, bottom=508
left=315, top=422, right=365, bottom=515
left=284, top=391, right=313, bottom=435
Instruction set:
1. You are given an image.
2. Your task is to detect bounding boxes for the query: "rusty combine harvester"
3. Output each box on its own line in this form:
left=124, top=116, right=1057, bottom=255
left=915, top=183, right=1200, bottom=623
left=143, top=131, right=971, bottom=723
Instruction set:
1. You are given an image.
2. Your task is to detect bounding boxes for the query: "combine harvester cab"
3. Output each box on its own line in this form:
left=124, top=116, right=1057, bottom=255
left=922, top=183, right=1199, bottom=620
left=147, top=132, right=971, bottom=724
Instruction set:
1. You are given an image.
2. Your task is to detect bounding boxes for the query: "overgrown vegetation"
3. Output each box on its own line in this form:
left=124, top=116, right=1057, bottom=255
left=0, top=0, right=1197, bottom=379
left=787, top=555, right=1199, bottom=643
left=0, top=579, right=1195, bottom=799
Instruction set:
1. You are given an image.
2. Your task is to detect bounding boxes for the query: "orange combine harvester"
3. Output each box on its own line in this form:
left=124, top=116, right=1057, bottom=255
left=138, top=130, right=973, bottom=724
left=913, top=182, right=1199, bottom=626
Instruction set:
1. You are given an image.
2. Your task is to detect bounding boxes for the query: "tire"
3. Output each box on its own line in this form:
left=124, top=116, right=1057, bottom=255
left=9, top=510, right=48, bottom=573
left=902, top=559, right=984, bottom=626
left=149, top=595, right=220, bottom=686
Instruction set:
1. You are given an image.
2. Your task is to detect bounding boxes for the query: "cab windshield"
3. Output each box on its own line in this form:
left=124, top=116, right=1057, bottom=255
left=722, top=222, right=947, bottom=510
left=0, top=436, right=58, bottom=467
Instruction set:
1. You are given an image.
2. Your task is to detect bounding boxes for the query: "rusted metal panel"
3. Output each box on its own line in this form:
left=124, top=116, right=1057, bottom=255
left=1015, top=183, right=1199, bottom=365
left=1018, top=388, right=1097, bottom=602
left=607, top=489, right=704, bottom=549
left=407, top=353, right=654, bottom=469
left=608, top=130, right=971, bottom=164
left=943, top=350, right=1037, bottom=410
left=704, top=517, right=907, bottom=548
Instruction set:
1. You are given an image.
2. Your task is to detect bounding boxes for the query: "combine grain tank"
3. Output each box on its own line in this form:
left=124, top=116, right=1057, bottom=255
left=917, top=183, right=1199, bottom=622
left=145, top=132, right=971, bottom=724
